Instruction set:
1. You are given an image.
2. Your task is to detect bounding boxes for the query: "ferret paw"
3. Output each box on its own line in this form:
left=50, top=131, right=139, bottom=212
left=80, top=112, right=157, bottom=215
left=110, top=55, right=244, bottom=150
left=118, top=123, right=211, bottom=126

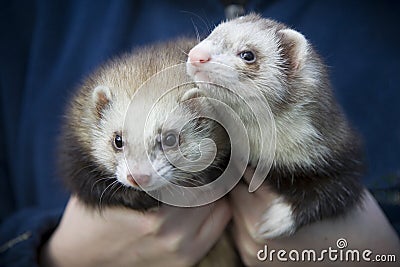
left=256, top=197, right=296, bottom=239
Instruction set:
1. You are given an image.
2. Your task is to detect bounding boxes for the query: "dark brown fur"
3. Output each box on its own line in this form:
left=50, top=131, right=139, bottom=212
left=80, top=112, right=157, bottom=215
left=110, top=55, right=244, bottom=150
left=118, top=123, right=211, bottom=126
left=58, top=38, right=241, bottom=266
left=247, top=15, right=365, bottom=230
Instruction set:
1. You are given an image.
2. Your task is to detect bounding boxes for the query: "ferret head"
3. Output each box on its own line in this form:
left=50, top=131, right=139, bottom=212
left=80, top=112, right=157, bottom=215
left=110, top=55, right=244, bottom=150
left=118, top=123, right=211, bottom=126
left=187, top=13, right=324, bottom=110
left=91, top=85, right=229, bottom=193
left=62, top=39, right=231, bottom=209
left=186, top=14, right=352, bottom=171
left=89, top=52, right=230, bottom=195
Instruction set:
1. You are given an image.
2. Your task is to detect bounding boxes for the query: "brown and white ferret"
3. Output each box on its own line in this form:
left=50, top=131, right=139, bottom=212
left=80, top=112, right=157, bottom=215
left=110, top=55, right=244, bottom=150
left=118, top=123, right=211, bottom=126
left=59, top=38, right=240, bottom=266
left=187, top=14, right=365, bottom=238
left=59, top=38, right=234, bottom=209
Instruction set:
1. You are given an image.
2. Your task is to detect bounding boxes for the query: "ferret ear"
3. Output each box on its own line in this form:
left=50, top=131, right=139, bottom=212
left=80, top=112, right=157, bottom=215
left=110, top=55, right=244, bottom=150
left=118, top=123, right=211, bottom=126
left=92, top=85, right=112, bottom=117
left=278, top=28, right=309, bottom=71
left=181, top=87, right=207, bottom=102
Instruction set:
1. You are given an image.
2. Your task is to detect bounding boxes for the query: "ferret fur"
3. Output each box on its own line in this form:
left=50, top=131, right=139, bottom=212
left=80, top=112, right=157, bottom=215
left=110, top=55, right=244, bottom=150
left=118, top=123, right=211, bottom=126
left=187, top=14, right=365, bottom=238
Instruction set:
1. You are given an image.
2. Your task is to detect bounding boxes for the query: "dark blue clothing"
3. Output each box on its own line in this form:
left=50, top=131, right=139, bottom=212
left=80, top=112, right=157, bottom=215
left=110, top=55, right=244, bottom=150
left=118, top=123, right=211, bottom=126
left=1, top=1, right=399, bottom=266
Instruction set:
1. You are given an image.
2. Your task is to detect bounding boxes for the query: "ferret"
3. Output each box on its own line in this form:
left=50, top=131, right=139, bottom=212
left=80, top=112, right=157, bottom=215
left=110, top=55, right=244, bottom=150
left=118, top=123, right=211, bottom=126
left=59, top=38, right=240, bottom=266
left=186, top=14, right=365, bottom=238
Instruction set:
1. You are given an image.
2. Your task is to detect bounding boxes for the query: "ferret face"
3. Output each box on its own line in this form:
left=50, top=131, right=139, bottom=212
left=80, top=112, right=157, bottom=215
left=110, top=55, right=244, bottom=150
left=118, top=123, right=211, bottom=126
left=186, top=14, right=335, bottom=170
left=187, top=14, right=311, bottom=107
left=91, top=85, right=229, bottom=192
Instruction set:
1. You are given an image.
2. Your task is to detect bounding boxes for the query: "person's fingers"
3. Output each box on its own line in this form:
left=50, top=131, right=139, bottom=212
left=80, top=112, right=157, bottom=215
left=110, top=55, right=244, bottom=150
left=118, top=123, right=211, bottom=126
left=230, top=182, right=267, bottom=240
left=187, top=198, right=232, bottom=260
left=230, top=180, right=286, bottom=244
left=231, top=204, right=263, bottom=266
left=157, top=201, right=223, bottom=236
left=144, top=199, right=231, bottom=266
left=196, top=199, right=232, bottom=241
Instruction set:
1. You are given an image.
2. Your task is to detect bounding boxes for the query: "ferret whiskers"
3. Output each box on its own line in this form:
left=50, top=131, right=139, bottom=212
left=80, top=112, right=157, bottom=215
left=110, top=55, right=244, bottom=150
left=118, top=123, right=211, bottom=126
left=99, top=180, right=119, bottom=210
left=91, top=176, right=115, bottom=193
left=179, top=10, right=212, bottom=36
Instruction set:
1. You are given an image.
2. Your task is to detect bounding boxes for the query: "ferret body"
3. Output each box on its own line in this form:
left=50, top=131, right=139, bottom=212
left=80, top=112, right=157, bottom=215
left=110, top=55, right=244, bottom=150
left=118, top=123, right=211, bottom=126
left=187, top=14, right=365, bottom=238
left=59, top=38, right=239, bottom=266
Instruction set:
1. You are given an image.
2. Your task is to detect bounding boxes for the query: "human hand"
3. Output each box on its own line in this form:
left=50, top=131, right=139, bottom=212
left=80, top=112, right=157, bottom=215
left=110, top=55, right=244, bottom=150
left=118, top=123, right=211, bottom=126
left=230, top=168, right=400, bottom=266
left=39, top=196, right=231, bottom=267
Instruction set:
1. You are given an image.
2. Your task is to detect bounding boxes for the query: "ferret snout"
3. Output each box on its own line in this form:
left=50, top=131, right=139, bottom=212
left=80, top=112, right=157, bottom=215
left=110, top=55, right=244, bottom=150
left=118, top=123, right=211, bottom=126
left=188, top=47, right=211, bottom=66
left=127, top=174, right=150, bottom=187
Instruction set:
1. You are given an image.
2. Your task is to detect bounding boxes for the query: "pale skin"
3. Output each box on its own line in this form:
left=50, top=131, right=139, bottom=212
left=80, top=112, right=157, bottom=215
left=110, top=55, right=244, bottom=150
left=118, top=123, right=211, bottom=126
left=39, top=196, right=232, bottom=267
left=230, top=168, right=400, bottom=266
left=40, top=171, right=400, bottom=267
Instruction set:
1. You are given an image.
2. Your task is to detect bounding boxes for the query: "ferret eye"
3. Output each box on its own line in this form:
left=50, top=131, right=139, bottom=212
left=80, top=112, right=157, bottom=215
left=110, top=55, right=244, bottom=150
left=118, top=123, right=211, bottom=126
left=113, top=134, right=124, bottom=150
left=162, top=132, right=178, bottom=148
left=239, top=51, right=256, bottom=63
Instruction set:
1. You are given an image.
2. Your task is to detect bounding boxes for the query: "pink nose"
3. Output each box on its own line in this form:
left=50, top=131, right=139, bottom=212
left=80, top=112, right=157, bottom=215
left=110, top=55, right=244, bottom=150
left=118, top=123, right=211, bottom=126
left=127, top=174, right=150, bottom=186
left=188, top=48, right=211, bottom=66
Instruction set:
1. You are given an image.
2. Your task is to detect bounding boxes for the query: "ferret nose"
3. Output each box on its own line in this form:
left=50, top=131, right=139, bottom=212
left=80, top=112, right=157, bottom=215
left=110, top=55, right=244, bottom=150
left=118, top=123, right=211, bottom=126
left=127, top=174, right=150, bottom=187
left=188, top=48, right=211, bottom=66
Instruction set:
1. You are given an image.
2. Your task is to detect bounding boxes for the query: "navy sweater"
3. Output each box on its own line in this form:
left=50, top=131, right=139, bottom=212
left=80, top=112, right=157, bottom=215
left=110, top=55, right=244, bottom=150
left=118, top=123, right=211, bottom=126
left=1, top=1, right=399, bottom=266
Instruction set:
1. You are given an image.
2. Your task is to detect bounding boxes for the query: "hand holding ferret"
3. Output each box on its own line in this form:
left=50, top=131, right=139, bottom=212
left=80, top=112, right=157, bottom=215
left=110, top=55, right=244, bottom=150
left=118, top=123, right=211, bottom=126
left=39, top=196, right=231, bottom=267
left=229, top=168, right=400, bottom=267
